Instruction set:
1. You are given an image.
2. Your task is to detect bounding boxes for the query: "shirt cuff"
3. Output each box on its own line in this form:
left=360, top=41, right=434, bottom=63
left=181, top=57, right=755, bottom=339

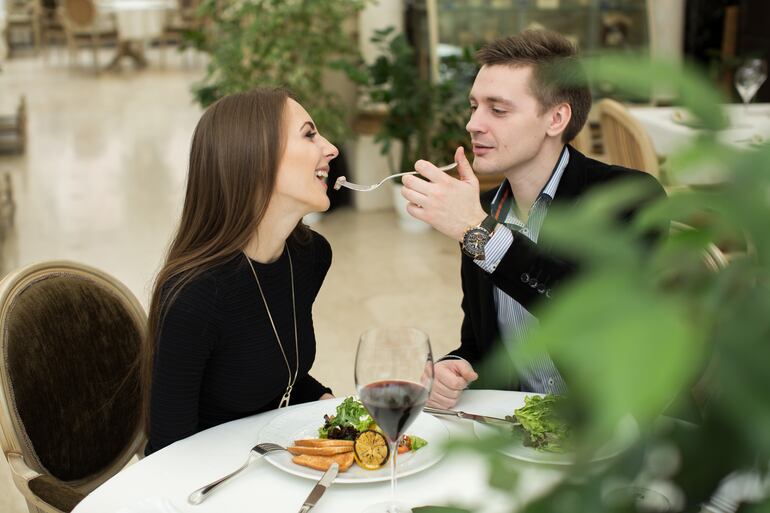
left=437, top=354, right=469, bottom=364
left=474, top=224, right=513, bottom=273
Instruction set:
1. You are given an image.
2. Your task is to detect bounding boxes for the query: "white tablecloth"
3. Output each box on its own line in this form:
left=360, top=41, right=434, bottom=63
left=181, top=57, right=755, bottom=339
left=72, top=391, right=565, bottom=513
left=628, top=103, right=770, bottom=157
left=97, top=0, right=175, bottom=40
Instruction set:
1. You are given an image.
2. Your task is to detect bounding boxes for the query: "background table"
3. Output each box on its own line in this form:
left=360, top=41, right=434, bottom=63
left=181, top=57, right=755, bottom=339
left=628, top=103, right=770, bottom=157
left=96, top=0, right=175, bottom=68
left=72, top=391, right=564, bottom=513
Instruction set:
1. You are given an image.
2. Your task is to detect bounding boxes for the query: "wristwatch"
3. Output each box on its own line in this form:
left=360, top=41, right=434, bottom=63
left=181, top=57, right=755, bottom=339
left=461, top=215, right=498, bottom=260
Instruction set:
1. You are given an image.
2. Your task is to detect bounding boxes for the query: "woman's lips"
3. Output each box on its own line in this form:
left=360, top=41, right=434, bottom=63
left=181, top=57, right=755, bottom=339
left=315, top=169, right=329, bottom=188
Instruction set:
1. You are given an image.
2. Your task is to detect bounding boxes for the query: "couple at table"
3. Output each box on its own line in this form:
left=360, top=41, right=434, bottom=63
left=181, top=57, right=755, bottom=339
left=142, top=30, right=665, bottom=456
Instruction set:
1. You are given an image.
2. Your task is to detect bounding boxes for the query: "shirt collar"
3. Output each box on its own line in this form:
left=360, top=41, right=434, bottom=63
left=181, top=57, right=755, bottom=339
left=491, top=145, right=570, bottom=207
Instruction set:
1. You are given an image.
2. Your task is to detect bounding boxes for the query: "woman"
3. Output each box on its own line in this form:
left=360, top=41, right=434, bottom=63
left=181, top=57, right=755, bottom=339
left=143, top=88, right=338, bottom=455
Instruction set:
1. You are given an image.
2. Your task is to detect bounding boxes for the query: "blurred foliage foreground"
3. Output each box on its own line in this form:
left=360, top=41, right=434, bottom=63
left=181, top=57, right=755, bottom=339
left=421, top=56, right=770, bottom=513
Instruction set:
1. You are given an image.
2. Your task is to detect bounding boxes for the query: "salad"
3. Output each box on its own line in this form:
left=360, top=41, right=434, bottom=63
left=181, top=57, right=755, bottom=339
left=507, top=394, right=572, bottom=453
left=317, top=397, right=427, bottom=462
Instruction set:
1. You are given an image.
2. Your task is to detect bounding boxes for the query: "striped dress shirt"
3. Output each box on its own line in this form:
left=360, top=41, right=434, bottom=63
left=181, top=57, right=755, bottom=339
left=472, top=146, right=571, bottom=394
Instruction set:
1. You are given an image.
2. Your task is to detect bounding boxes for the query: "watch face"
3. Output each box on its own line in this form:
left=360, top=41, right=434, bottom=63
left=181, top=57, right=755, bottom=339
left=463, top=228, right=490, bottom=258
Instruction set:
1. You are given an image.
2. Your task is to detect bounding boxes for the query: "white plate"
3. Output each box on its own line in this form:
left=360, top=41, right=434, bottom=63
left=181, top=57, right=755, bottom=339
left=472, top=395, right=638, bottom=466
left=258, top=399, right=450, bottom=483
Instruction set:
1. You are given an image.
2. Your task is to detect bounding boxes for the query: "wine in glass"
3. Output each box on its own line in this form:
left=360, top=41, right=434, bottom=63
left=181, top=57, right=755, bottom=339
left=734, top=58, right=767, bottom=111
left=355, top=327, right=434, bottom=513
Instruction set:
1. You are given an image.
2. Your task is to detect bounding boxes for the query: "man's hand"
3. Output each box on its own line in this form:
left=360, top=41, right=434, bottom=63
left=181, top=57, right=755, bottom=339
left=319, top=393, right=335, bottom=400
left=401, top=146, right=488, bottom=242
left=428, top=359, right=479, bottom=409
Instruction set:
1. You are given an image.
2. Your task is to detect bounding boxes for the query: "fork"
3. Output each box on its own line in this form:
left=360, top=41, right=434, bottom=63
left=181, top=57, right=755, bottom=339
left=188, top=442, right=286, bottom=505
left=334, top=162, right=458, bottom=192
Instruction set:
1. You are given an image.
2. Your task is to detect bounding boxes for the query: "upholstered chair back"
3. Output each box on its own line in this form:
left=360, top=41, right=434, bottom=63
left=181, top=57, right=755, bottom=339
left=0, top=261, right=146, bottom=511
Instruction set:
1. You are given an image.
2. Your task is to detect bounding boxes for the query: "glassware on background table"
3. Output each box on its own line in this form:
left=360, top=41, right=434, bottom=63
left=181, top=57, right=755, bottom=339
left=734, top=58, right=767, bottom=112
left=355, top=327, right=434, bottom=513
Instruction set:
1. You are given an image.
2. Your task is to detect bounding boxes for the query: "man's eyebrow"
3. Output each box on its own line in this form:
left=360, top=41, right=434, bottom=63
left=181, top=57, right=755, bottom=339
left=481, top=96, right=514, bottom=107
left=468, top=94, right=514, bottom=106
left=300, top=121, right=316, bottom=131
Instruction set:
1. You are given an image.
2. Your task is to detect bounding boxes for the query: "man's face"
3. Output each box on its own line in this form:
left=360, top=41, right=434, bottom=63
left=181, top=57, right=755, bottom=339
left=466, top=64, right=553, bottom=175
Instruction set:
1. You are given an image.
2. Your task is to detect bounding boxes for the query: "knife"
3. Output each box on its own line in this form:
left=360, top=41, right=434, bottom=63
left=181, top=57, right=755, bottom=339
left=297, top=462, right=339, bottom=513
left=423, top=406, right=520, bottom=428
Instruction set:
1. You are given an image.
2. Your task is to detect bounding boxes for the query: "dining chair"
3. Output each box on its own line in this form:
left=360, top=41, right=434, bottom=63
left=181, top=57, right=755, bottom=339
left=663, top=222, right=728, bottom=423
left=597, top=98, right=661, bottom=180
left=0, top=261, right=147, bottom=513
left=0, top=95, right=26, bottom=155
left=569, top=122, right=596, bottom=157
left=157, top=0, right=201, bottom=67
left=59, top=0, right=117, bottom=72
left=35, top=0, right=67, bottom=62
left=5, top=0, right=40, bottom=56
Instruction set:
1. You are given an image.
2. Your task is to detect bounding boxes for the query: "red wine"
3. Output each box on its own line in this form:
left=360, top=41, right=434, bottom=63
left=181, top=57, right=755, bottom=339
left=360, top=380, right=428, bottom=441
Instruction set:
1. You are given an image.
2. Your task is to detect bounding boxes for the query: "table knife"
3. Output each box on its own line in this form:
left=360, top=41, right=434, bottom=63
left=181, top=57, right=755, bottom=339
left=423, top=406, right=520, bottom=428
left=297, top=462, right=338, bottom=513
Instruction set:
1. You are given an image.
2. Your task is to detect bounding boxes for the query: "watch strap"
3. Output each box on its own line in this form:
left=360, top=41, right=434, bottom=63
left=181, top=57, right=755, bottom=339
left=480, top=214, right=497, bottom=234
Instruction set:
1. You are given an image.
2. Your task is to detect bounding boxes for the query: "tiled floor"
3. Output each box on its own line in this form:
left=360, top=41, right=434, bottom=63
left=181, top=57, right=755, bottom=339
left=0, top=51, right=462, bottom=511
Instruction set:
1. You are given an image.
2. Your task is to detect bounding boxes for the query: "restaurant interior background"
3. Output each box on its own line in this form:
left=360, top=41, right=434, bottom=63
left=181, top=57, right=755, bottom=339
left=1, top=1, right=769, bottom=512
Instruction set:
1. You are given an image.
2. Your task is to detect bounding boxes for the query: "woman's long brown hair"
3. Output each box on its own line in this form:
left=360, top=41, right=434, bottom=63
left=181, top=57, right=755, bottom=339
left=141, top=87, right=310, bottom=433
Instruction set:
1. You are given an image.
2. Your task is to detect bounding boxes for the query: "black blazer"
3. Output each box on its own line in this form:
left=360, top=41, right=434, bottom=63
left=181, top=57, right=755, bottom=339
left=448, top=146, right=666, bottom=389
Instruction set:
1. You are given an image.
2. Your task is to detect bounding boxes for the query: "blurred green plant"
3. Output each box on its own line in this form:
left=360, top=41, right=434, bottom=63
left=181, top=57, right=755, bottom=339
left=420, top=55, right=770, bottom=513
left=335, top=27, right=474, bottom=173
left=185, top=0, right=369, bottom=142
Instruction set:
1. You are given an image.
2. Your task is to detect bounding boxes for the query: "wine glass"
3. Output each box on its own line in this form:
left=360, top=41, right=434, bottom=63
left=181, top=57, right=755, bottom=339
left=734, top=58, right=767, bottom=112
left=355, top=327, right=434, bottom=513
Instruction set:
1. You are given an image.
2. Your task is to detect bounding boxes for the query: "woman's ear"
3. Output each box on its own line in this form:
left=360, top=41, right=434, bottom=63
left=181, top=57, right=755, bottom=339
left=546, top=103, right=572, bottom=139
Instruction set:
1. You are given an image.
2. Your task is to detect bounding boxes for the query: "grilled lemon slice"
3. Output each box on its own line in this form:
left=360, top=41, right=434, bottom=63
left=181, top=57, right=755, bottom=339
left=353, top=429, right=390, bottom=470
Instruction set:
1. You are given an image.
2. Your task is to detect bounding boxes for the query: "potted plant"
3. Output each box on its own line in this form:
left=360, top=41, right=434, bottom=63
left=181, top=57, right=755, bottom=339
left=339, top=27, right=473, bottom=231
left=185, top=0, right=368, bottom=144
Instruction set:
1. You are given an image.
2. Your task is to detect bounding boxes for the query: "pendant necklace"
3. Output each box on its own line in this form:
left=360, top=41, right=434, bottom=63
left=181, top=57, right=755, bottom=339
left=244, top=247, right=299, bottom=408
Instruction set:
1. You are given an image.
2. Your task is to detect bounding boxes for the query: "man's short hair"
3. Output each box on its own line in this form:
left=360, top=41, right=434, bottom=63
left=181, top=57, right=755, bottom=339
left=476, top=30, right=592, bottom=143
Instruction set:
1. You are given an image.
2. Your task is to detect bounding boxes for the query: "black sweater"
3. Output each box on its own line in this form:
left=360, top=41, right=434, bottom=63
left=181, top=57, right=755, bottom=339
left=146, top=232, right=332, bottom=455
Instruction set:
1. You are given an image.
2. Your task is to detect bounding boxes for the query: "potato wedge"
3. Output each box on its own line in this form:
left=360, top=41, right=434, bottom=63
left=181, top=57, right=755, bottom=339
left=287, top=445, right=353, bottom=456
left=294, top=439, right=354, bottom=448
left=292, top=452, right=355, bottom=472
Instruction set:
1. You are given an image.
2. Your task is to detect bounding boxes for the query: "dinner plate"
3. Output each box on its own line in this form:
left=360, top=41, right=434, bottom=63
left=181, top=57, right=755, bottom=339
left=472, top=395, right=639, bottom=466
left=670, top=110, right=706, bottom=129
left=258, top=399, right=450, bottom=483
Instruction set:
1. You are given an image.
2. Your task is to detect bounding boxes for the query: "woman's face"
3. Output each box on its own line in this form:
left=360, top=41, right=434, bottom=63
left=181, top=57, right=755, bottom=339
left=273, top=99, right=339, bottom=215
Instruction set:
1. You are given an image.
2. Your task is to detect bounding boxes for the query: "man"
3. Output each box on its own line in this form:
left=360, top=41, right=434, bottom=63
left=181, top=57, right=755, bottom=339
left=401, top=30, right=665, bottom=408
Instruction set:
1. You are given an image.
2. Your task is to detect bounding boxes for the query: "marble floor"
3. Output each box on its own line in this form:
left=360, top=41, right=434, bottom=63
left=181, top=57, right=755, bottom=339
left=0, top=51, right=462, bottom=512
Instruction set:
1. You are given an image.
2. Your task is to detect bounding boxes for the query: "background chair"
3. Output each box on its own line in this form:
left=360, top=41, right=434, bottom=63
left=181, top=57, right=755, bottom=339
left=0, top=261, right=146, bottom=513
left=59, top=0, right=116, bottom=71
left=4, top=0, right=39, bottom=57
left=597, top=98, right=661, bottom=180
left=156, top=0, right=200, bottom=67
left=36, top=0, right=67, bottom=62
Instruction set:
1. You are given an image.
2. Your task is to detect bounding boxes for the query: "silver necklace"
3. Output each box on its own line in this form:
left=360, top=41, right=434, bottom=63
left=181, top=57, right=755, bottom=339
left=244, top=248, right=299, bottom=408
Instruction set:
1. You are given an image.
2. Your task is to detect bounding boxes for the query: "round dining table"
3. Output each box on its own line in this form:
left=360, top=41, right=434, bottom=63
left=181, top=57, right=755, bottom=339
left=96, top=0, right=176, bottom=69
left=72, top=390, right=566, bottom=513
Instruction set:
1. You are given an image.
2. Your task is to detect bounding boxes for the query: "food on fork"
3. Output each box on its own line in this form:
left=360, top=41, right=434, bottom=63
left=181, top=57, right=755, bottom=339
left=333, top=176, right=346, bottom=190
left=293, top=452, right=355, bottom=472
left=288, top=445, right=356, bottom=456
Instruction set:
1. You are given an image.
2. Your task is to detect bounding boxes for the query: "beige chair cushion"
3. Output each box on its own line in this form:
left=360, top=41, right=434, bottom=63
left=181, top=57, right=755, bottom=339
left=2, top=269, right=144, bottom=483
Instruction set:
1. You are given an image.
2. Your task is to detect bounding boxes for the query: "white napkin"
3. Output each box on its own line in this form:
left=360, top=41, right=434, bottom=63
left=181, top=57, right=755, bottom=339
left=113, top=497, right=183, bottom=513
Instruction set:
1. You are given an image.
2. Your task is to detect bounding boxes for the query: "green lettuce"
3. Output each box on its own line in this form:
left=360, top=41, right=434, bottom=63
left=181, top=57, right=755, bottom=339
left=513, top=394, right=571, bottom=453
left=410, top=435, right=428, bottom=451
left=318, top=397, right=373, bottom=438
